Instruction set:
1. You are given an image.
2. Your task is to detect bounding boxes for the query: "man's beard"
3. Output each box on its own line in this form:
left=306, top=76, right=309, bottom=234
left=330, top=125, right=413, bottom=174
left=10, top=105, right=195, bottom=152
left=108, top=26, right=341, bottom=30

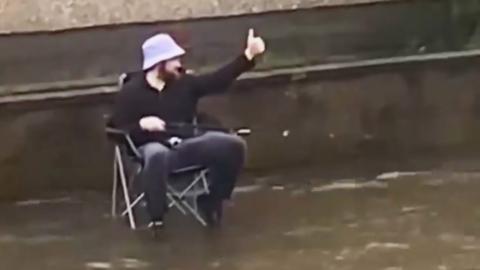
left=158, top=66, right=185, bottom=82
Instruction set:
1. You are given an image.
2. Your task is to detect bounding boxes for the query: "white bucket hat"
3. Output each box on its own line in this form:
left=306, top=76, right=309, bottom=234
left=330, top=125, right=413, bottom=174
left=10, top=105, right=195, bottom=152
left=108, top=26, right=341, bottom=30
left=142, top=33, right=186, bottom=70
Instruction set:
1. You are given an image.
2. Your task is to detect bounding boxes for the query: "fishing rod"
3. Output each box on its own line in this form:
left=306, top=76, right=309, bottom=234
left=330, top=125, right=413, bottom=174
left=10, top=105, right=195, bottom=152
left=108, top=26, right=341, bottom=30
left=107, top=121, right=294, bottom=139
left=164, top=122, right=296, bottom=146
left=165, top=122, right=252, bottom=136
left=107, top=121, right=292, bottom=148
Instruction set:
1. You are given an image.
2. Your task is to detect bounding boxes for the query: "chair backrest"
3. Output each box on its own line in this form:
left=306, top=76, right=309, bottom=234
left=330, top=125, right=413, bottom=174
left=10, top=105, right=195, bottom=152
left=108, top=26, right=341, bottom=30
left=104, top=73, right=142, bottom=158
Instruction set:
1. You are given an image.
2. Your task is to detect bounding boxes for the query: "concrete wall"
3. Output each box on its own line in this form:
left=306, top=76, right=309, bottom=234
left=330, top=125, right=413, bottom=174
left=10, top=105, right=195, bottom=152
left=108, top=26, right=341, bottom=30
left=1, top=0, right=479, bottom=87
left=1, top=52, right=480, bottom=200
left=1, top=0, right=480, bottom=200
left=0, top=0, right=391, bottom=33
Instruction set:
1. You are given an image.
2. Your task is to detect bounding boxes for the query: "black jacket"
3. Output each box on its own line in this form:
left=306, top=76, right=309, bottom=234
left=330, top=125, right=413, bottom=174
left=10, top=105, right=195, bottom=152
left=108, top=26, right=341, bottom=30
left=112, top=54, right=255, bottom=147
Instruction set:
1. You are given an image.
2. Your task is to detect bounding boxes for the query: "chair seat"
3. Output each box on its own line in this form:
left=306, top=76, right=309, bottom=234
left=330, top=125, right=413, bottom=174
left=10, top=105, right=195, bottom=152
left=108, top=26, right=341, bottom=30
left=169, top=165, right=209, bottom=194
left=170, top=165, right=206, bottom=176
left=170, top=187, right=208, bottom=197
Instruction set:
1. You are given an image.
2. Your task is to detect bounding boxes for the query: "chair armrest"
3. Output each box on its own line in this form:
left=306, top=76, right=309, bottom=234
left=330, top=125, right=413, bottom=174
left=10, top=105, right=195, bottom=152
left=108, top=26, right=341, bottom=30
left=105, top=127, right=128, bottom=136
left=105, top=127, right=142, bottom=160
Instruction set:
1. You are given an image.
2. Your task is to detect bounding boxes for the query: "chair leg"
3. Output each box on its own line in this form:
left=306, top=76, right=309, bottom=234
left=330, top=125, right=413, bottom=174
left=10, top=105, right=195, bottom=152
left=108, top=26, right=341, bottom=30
left=116, top=147, right=137, bottom=230
left=121, top=193, right=144, bottom=216
left=178, top=174, right=204, bottom=198
left=193, top=172, right=206, bottom=211
left=167, top=172, right=210, bottom=227
left=193, top=189, right=198, bottom=212
left=201, top=170, right=210, bottom=194
left=111, top=150, right=119, bottom=217
left=167, top=186, right=187, bottom=215
left=180, top=198, right=208, bottom=227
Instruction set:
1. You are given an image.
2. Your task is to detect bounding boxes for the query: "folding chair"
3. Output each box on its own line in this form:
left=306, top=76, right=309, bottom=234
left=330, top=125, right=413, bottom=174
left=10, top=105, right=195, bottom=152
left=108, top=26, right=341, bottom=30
left=107, top=127, right=211, bottom=229
left=107, top=72, right=211, bottom=229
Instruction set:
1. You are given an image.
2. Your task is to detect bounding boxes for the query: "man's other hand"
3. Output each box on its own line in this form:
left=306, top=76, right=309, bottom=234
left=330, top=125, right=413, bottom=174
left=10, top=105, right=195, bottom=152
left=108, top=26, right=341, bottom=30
left=139, top=116, right=166, bottom=132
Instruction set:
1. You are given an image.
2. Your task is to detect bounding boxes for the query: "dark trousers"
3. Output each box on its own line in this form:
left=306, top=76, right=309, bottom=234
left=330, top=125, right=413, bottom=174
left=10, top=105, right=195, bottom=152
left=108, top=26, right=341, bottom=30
left=138, top=132, right=246, bottom=221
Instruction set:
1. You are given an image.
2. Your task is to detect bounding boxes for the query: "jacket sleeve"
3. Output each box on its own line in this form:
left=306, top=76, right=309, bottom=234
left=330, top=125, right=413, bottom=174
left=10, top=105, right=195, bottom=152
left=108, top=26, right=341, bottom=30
left=191, top=54, right=255, bottom=97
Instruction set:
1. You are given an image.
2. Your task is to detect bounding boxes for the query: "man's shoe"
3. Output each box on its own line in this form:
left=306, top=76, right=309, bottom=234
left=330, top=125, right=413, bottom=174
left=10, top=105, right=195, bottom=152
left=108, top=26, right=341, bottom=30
left=148, top=221, right=164, bottom=237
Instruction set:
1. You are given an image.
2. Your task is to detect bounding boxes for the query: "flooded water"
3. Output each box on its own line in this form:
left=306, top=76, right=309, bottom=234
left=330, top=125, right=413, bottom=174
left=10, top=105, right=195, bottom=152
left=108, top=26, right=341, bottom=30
left=2, top=171, right=480, bottom=270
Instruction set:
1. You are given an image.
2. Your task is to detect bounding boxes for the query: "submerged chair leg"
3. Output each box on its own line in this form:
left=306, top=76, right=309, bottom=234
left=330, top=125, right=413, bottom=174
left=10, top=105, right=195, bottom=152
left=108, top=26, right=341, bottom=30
left=121, top=193, right=144, bottom=216
left=167, top=186, right=187, bottom=215
left=201, top=171, right=210, bottom=194
left=180, top=197, right=208, bottom=227
left=116, top=147, right=137, bottom=230
left=167, top=170, right=210, bottom=227
left=111, top=150, right=119, bottom=217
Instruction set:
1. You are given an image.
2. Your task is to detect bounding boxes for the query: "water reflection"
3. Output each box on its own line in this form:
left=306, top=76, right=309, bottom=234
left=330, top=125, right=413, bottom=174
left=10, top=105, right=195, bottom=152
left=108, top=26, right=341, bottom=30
left=1, top=171, right=480, bottom=269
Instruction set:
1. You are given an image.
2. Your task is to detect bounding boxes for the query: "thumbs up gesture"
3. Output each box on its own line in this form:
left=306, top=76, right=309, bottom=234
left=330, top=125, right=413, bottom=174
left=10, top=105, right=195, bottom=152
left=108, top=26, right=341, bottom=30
left=244, top=28, right=266, bottom=60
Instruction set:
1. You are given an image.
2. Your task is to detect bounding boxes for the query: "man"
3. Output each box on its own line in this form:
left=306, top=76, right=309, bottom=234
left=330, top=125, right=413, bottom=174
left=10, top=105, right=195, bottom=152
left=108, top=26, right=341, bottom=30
left=112, top=29, right=266, bottom=228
